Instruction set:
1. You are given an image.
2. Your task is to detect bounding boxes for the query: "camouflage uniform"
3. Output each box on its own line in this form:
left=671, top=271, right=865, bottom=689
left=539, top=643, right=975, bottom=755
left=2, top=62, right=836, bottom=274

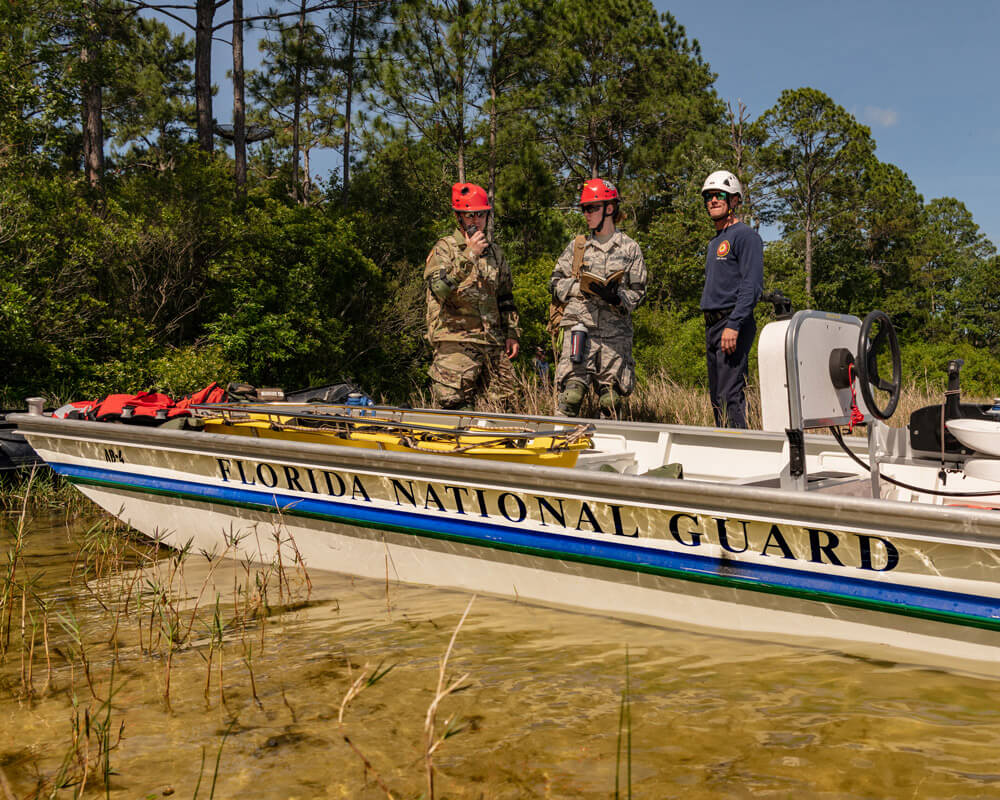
left=549, top=231, right=647, bottom=416
left=425, top=229, right=520, bottom=408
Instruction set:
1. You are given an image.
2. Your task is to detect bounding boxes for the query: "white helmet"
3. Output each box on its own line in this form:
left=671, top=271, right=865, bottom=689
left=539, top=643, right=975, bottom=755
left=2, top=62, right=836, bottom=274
left=701, top=170, right=742, bottom=198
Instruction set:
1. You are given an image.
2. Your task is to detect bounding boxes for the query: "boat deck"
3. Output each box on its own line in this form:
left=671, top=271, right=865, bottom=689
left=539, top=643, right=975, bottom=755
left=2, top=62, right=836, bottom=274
left=190, top=402, right=887, bottom=493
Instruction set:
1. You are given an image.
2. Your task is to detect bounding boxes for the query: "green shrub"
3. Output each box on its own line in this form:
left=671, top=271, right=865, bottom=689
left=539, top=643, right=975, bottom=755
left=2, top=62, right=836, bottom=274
left=149, top=344, right=240, bottom=397
left=902, top=340, right=1000, bottom=400
left=632, top=306, right=707, bottom=387
left=513, top=254, right=559, bottom=360
left=206, top=201, right=381, bottom=391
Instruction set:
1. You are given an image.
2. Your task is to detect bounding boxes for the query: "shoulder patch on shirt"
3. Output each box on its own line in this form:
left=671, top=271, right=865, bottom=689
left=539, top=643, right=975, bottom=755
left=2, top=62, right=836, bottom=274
left=716, top=240, right=730, bottom=258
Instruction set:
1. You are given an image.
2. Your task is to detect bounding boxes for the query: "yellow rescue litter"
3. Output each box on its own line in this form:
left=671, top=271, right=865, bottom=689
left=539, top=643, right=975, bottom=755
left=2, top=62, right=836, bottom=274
left=200, top=410, right=592, bottom=468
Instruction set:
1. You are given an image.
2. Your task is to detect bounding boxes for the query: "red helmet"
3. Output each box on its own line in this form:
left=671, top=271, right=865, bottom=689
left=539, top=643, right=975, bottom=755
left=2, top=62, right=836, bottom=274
left=451, top=182, right=491, bottom=212
left=579, top=178, right=619, bottom=205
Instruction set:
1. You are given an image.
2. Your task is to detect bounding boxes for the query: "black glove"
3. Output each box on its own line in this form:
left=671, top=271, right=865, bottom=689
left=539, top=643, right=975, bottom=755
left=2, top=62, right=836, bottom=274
left=589, top=280, right=621, bottom=306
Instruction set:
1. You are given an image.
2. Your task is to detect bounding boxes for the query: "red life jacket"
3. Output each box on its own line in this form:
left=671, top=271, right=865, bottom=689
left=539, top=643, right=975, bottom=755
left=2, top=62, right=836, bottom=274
left=93, top=394, right=141, bottom=422
left=175, top=382, right=225, bottom=408
left=60, top=382, right=226, bottom=425
left=125, top=391, right=188, bottom=422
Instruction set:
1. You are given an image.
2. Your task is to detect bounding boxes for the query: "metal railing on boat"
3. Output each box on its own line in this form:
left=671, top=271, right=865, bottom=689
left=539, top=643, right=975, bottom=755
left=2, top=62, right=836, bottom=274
left=189, top=402, right=595, bottom=457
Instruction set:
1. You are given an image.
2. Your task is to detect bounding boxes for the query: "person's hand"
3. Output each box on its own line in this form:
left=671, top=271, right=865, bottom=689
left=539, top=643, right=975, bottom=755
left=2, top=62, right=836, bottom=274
left=721, top=326, right=738, bottom=354
left=589, top=280, right=621, bottom=306
left=464, top=229, right=488, bottom=258
left=505, top=338, right=519, bottom=359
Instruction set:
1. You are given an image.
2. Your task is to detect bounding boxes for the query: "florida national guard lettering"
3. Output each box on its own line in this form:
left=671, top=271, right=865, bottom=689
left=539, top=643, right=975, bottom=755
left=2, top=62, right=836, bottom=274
left=550, top=179, right=647, bottom=418
left=425, top=182, right=520, bottom=409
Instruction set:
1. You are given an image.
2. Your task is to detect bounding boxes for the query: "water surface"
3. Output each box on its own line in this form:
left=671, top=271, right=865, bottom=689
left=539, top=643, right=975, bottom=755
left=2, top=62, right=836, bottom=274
left=2, top=512, right=999, bottom=799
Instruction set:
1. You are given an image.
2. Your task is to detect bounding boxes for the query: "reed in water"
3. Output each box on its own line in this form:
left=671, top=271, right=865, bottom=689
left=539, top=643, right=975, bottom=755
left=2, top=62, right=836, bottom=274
left=0, top=480, right=484, bottom=798
left=0, top=482, right=317, bottom=795
left=0, top=468, right=89, bottom=515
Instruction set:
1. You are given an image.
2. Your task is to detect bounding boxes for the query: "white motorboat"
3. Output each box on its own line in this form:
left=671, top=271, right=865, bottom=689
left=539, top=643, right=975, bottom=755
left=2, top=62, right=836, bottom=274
left=12, top=309, right=1000, bottom=675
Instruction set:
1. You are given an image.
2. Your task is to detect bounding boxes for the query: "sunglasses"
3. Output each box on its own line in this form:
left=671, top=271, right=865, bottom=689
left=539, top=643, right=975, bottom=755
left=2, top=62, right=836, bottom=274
left=703, top=191, right=730, bottom=202
left=460, top=210, right=487, bottom=218
left=581, top=204, right=605, bottom=214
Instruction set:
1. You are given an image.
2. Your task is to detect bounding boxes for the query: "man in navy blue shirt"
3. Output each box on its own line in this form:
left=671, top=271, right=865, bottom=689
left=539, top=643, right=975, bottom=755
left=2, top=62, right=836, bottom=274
left=699, top=170, right=763, bottom=428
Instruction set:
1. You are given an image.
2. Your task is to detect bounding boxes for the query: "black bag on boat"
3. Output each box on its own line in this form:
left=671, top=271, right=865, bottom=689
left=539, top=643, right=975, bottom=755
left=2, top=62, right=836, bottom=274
left=284, top=382, right=370, bottom=405
left=224, top=382, right=259, bottom=402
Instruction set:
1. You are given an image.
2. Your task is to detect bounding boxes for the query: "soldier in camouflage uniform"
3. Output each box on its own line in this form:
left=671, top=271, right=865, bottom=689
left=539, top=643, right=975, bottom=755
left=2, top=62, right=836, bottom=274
left=550, top=179, right=647, bottom=418
left=425, top=182, right=520, bottom=409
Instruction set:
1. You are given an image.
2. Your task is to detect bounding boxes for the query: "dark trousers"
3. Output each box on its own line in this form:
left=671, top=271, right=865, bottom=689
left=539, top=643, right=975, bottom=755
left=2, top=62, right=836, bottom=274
left=705, top=316, right=755, bottom=429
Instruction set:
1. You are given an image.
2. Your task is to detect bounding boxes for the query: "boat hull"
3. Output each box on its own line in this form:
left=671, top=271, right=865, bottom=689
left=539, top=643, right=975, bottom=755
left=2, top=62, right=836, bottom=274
left=0, top=415, right=44, bottom=476
left=14, top=413, right=1000, bottom=675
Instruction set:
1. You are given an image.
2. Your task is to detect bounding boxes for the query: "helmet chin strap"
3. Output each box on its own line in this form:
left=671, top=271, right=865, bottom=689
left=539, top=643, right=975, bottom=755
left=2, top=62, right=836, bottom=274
left=718, top=198, right=739, bottom=227
left=728, top=198, right=741, bottom=223
left=590, top=202, right=614, bottom=234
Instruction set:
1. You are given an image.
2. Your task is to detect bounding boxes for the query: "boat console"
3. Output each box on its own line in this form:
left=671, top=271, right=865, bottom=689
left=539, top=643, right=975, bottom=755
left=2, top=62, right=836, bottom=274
left=756, top=309, right=899, bottom=492
left=754, top=307, right=1000, bottom=506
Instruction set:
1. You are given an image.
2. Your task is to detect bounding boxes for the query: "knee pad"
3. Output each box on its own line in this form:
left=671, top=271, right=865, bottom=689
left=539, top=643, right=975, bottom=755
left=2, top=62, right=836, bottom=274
left=558, top=380, right=587, bottom=416
left=438, top=396, right=475, bottom=412
left=598, top=387, right=620, bottom=419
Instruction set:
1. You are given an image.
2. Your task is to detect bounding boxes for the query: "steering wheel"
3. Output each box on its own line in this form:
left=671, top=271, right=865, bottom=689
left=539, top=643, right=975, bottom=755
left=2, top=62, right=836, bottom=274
left=856, top=310, right=902, bottom=420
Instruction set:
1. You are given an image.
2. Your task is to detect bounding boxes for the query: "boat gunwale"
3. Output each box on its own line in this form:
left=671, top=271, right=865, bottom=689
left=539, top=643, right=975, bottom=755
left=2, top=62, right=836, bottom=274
left=13, top=413, right=1000, bottom=547
left=194, top=402, right=596, bottom=442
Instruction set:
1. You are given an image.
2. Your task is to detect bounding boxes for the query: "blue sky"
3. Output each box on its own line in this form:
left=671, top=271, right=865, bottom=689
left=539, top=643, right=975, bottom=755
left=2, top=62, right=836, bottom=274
left=196, top=1, right=998, bottom=247
left=656, top=0, right=999, bottom=247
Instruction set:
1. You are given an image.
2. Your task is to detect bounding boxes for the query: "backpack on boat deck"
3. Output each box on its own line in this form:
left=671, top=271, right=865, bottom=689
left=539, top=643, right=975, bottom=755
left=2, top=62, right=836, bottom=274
left=284, top=381, right=367, bottom=405
left=547, top=235, right=587, bottom=335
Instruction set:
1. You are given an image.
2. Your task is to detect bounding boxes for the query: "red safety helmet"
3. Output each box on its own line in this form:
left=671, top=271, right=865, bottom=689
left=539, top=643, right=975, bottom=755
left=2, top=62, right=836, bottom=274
left=579, top=178, right=619, bottom=206
left=451, top=182, right=492, bottom=212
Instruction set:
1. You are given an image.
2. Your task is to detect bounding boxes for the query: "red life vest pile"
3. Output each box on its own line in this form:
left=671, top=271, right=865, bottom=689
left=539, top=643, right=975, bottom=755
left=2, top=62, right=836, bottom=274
left=53, top=382, right=227, bottom=425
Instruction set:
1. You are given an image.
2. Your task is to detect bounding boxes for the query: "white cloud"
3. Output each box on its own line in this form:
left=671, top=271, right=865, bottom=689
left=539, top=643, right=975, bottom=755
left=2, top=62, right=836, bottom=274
left=860, top=105, right=899, bottom=128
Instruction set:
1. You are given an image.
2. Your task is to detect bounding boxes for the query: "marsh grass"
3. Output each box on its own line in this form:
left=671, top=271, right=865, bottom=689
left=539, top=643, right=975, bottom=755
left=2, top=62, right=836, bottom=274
left=337, top=661, right=398, bottom=799
left=442, top=366, right=977, bottom=434
left=191, top=719, right=235, bottom=800
left=0, top=469, right=89, bottom=516
left=422, top=595, right=475, bottom=799
left=0, top=494, right=320, bottom=795
left=36, top=667, right=125, bottom=799
left=0, top=467, right=39, bottom=669
left=614, top=647, right=633, bottom=800
left=334, top=596, right=476, bottom=800
left=0, top=476, right=129, bottom=797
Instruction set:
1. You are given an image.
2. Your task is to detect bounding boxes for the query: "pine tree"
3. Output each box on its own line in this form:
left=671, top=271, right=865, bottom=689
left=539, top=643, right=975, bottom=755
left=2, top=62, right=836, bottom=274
left=526, top=0, right=722, bottom=214
left=371, top=0, right=486, bottom=182
left=755, top=87, right=875, bottom=301
left=249, top=1, right=341, bottom=202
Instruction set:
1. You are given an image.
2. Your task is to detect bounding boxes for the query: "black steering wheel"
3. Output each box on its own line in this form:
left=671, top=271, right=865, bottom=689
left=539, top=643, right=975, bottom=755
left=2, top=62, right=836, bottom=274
left=856, top=310, right=902, bottom=420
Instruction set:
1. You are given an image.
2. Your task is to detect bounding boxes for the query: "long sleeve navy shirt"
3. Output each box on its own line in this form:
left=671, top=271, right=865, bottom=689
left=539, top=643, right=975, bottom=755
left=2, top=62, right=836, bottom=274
left=699, top=221, right=763, bottom=331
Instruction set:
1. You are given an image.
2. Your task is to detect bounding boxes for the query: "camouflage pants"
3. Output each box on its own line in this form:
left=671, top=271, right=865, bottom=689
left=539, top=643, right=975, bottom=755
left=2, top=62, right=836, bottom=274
left=554, top=329, right=635, bottom=395
left=429, top=341, right=516, bottom=409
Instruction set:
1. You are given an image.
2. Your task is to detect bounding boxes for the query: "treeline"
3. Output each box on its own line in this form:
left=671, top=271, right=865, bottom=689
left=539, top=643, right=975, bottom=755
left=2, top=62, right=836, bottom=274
left=1, top=0, right=998, bottom=405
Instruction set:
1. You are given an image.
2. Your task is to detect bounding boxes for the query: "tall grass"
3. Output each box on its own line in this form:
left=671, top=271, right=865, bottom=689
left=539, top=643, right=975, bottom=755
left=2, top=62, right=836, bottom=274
left=438, top=366, right=967, bottom=429
left=0, top=469, right=89, bottom=515
left=614, top=646, right=633, bottom=800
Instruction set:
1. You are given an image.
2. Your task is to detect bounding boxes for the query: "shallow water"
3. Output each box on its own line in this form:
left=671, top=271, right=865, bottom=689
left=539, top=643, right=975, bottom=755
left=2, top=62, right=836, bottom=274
left=2, top=512, right=1000, bottom=799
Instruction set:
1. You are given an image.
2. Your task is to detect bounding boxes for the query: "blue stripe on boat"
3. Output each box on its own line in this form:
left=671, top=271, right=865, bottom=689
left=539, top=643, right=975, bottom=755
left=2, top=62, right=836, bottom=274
left=53, top=462, right=1000, bottom=626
